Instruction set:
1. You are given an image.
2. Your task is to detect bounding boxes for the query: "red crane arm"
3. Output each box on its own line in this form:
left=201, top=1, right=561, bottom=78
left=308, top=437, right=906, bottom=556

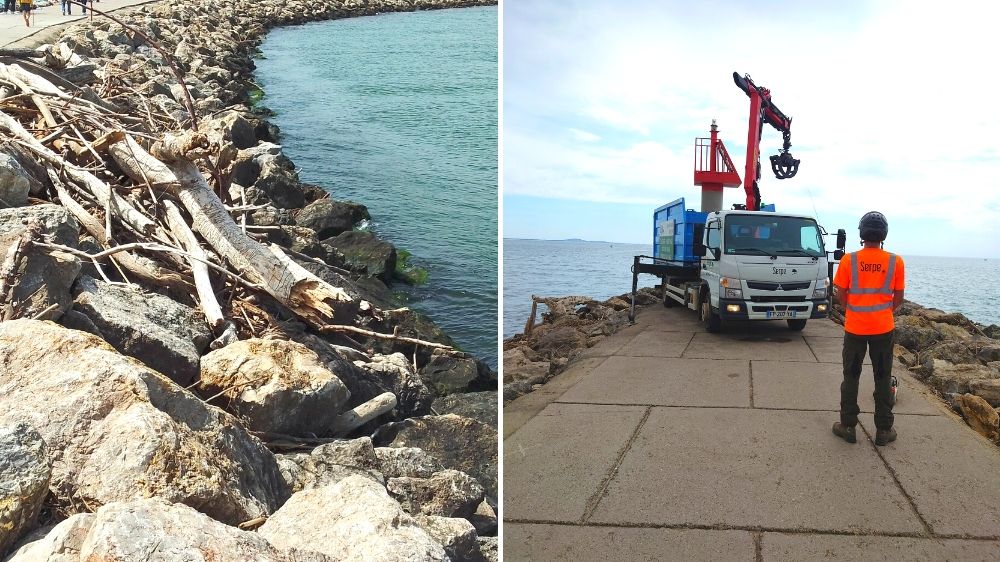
left=733, top=72, right=799, bottom=211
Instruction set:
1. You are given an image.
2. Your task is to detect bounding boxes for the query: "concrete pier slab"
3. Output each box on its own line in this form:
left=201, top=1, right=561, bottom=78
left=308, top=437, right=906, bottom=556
left=751, top=360, right=942, bottom=416
left=503, top=403, right=648, bottom=522
left=683, top=331, right=818, bottom=362
left=588, top=408, right=922, bottom=534
left=556, top=356, right=749, bottom=407
left=761, top=533, right=1000, bottom=561
left=503, top=310, right=1000, bottom=560
left=863, top=414, right=1000, bottom=538
left=505, top=524, right=755, bottom=561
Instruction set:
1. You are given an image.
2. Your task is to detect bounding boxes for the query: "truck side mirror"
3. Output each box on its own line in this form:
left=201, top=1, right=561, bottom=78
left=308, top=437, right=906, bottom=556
left=711, top=247, right=720, bottom=260
left=836, top=229, right=846, bottom=250
left=695, top=245, right=706, bottom=257
left=834, top=249, right=845, bottom=260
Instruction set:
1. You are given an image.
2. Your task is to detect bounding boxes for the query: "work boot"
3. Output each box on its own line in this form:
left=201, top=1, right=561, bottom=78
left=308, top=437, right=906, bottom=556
left=874, top=427, right=897, bottom=446
left=832, top=422, right=856, bottom=443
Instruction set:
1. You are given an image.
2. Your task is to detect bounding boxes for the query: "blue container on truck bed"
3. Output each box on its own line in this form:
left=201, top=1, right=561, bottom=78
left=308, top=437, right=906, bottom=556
left=653, top=198, right=707, bottom=266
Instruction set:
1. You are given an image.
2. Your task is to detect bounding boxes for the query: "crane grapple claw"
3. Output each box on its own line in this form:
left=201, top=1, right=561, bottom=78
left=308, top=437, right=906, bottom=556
left=770, top=151, right=799, bottom=179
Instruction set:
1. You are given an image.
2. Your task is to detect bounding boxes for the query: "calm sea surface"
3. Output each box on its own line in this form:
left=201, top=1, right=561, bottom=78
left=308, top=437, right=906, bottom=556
left=503, top=239, right=1000, bottom=339
left=257, top=8, right=498, bottom=367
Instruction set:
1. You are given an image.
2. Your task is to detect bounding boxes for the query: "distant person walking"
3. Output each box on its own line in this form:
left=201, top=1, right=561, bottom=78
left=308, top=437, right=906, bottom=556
left=62, top=0, right=71, bottom=15
left=19, top=0, right=32, bottom=26
left=831, top=211, right=905, bottom=446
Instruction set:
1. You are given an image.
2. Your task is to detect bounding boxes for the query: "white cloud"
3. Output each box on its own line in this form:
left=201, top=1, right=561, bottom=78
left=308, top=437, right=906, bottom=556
left=504, top=0, right=1000, bottom=252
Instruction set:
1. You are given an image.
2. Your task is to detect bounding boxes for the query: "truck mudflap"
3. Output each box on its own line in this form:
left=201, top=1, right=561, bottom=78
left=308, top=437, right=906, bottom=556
left=717, top=298, right=830, bottom=321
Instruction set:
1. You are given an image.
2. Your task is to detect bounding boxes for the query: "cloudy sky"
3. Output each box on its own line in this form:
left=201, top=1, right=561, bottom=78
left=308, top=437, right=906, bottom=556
left=503, top=0, right=1000, bottom=258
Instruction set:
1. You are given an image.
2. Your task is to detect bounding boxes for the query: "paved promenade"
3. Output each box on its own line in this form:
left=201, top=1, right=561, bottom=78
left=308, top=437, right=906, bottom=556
left=504, top=306, right=1000, bottom=560
left=0, top=0, right=154, bottom=48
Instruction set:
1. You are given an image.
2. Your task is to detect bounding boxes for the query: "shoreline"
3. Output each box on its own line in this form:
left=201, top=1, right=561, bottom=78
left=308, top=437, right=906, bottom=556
left=0, top=1, right=499, bottom=560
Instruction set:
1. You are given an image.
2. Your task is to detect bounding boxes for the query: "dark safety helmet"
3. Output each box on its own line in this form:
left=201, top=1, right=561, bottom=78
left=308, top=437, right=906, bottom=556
left=859, top=211, right=888, bottom=242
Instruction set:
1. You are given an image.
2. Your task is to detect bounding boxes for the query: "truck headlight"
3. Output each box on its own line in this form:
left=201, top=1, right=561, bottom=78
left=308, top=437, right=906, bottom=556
left=721, top=277, right=743, bottom=299
left=812, top=277, right=829, bottom=299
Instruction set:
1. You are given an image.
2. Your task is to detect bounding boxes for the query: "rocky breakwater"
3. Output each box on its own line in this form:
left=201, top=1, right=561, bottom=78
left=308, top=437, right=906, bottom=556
left=875, top=301, right=1000, bottom=445
left=503, top=288, right=660, bottom=404
left=0, top=0, right=496, bottom=560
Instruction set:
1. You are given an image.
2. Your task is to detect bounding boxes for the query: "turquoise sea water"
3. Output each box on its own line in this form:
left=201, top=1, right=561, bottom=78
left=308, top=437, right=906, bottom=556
left=503, top=239, right=1000, bottom=339
left=256, top=7, right=498, bottom=367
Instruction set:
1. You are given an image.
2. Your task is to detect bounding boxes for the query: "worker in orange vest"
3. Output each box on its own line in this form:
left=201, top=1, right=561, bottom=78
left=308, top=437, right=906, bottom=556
left=831, top=211, right=905, bottom=446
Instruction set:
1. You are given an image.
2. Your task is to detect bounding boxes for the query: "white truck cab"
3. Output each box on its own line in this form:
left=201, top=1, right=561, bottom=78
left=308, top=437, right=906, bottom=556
left=696, top=210, right=830, bottom=331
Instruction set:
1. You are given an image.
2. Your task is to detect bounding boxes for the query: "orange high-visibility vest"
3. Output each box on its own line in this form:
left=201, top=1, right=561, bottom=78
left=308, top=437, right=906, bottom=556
left=835, top=249, right=904, bottom=335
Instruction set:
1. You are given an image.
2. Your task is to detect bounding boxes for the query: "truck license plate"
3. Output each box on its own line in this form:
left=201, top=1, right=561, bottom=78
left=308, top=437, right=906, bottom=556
left=766, top=311, right=796, bottom=319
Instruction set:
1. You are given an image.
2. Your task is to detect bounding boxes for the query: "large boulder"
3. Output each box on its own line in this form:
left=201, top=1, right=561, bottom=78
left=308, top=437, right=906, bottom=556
left=277, top=437, right=384, bottom=493
left=6, top=500, right=333, bottom=562
left=72, top=276, right=211, bottom=386
left=893, top=315, right=944, bottom=352
left=969, top=379, right=1000, bottom=407
left=356, top=353, right=434, bottom=419
left=978, top=344, right=1000, bottom=363
left=415, top=515, right=483, bottom=562
left=432, top=392, right=498, bottom=428
left=375, top=446, right=444, bottom=479
left=296, top=198, right=370, bottom=240
left=387, top=469, right=484, bottom=518
left=200, top=110, right=257, bottom=149
left=375, top=414, right=498, bottom=501
left=924, top=360, right=1000, bottom=395
left=0, top=320, right=288, bottom=525
left=0, top=152, right=33, bottom=207
left=502, top=347, right=550, bottom=385
left=323, top=230, right=397, bottom=282
left=258, top=475, right=447, bottom=562
left=917, top=340, right=979, bottom=367
left=420, top=350, right=479, bottom=396
left=199, top=339, right=350, bottom=436
left=953, top=394, right=1000, bottom=443
left=0, top=205, right=81, bottom=320
left=253, top=158, right=305, bottom=209
left=0, top=423, right=51, bottom=556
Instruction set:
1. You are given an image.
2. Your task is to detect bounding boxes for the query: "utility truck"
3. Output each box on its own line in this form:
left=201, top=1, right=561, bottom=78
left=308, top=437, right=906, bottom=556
left=629, top=72, right=846, bottom=332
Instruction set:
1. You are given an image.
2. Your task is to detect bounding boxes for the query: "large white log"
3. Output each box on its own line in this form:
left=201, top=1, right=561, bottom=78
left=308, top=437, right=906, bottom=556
left=108, top=133, right=359, bottom=327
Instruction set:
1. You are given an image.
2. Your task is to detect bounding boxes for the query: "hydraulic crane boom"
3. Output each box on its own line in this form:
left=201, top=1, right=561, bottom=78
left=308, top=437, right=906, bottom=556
left=733, top=72, right=799, bottom=211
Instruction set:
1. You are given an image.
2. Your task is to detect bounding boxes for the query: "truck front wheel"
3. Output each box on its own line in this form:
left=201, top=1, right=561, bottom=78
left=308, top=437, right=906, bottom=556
left=701, top=295, right=723, bottom=333
left=787, top=319, right=807, bottom=331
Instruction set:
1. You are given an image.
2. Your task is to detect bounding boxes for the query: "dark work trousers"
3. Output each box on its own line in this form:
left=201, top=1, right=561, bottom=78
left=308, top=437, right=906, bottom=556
left=841, top=330, right=894, bottom=430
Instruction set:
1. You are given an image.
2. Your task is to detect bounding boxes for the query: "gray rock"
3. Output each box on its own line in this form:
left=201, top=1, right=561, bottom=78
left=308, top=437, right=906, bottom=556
left=201, top=110, right=257, bottom=149
left=893, top=315, right=944, bottom=351
left=0, top=423, right=51, bottom=556
left=267, top=225, right=326, bottom=259
left=296, top=198, right=370, bottom=240
left=469, top=499, right=498, bottom=536
left=388, top=469, right=484, bottom=518
left=277, top=437, right=384, bottom=493
left=420, top=349, right=479, bottom=396
left=72, top=276, right=211, bottom=386
left=250, top=205, right=295, bottom=227
left=6, top=500, right=333, bottom=562
left=478, top=537, right=498, bottom=562
left=356, top=353, right=434, bottom=419
left=253, top=159, right=305, bottom=209
left=375, top=414, right=498, bottom=501
left=415, top=515, right=483, bottom=562
left=199, top=339, right=350, bottom=436
left=926, top=360, right=1000, bottom=395
left=917, top=340, right=978, bottom=367
left=375, top=446, right=444, bottom=479
left=0, top=205, right=81, bottom=320
left=258, top=475, right=447, bottom=562
left=0, top=152, right=33, bottom=208
left=978, top=344, right=1000, bottom=363
left=0, top=320, right=288, bottom=525
left=323, top=230, right=397, bottom=282
left=969, top=379, right=1000, bottom=407
left=952, top=394, right=1000, bottom=443
left=433, top=392, right=498, bottom=428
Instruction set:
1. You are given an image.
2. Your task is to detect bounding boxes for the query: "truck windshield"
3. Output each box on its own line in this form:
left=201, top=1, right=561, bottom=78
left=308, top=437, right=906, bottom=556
left=724, top=215, right=824, bottom=257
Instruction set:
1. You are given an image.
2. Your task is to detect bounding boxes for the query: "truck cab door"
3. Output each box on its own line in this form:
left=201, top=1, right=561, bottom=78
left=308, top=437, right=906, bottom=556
left=702, top=220, right=722, bottom=302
